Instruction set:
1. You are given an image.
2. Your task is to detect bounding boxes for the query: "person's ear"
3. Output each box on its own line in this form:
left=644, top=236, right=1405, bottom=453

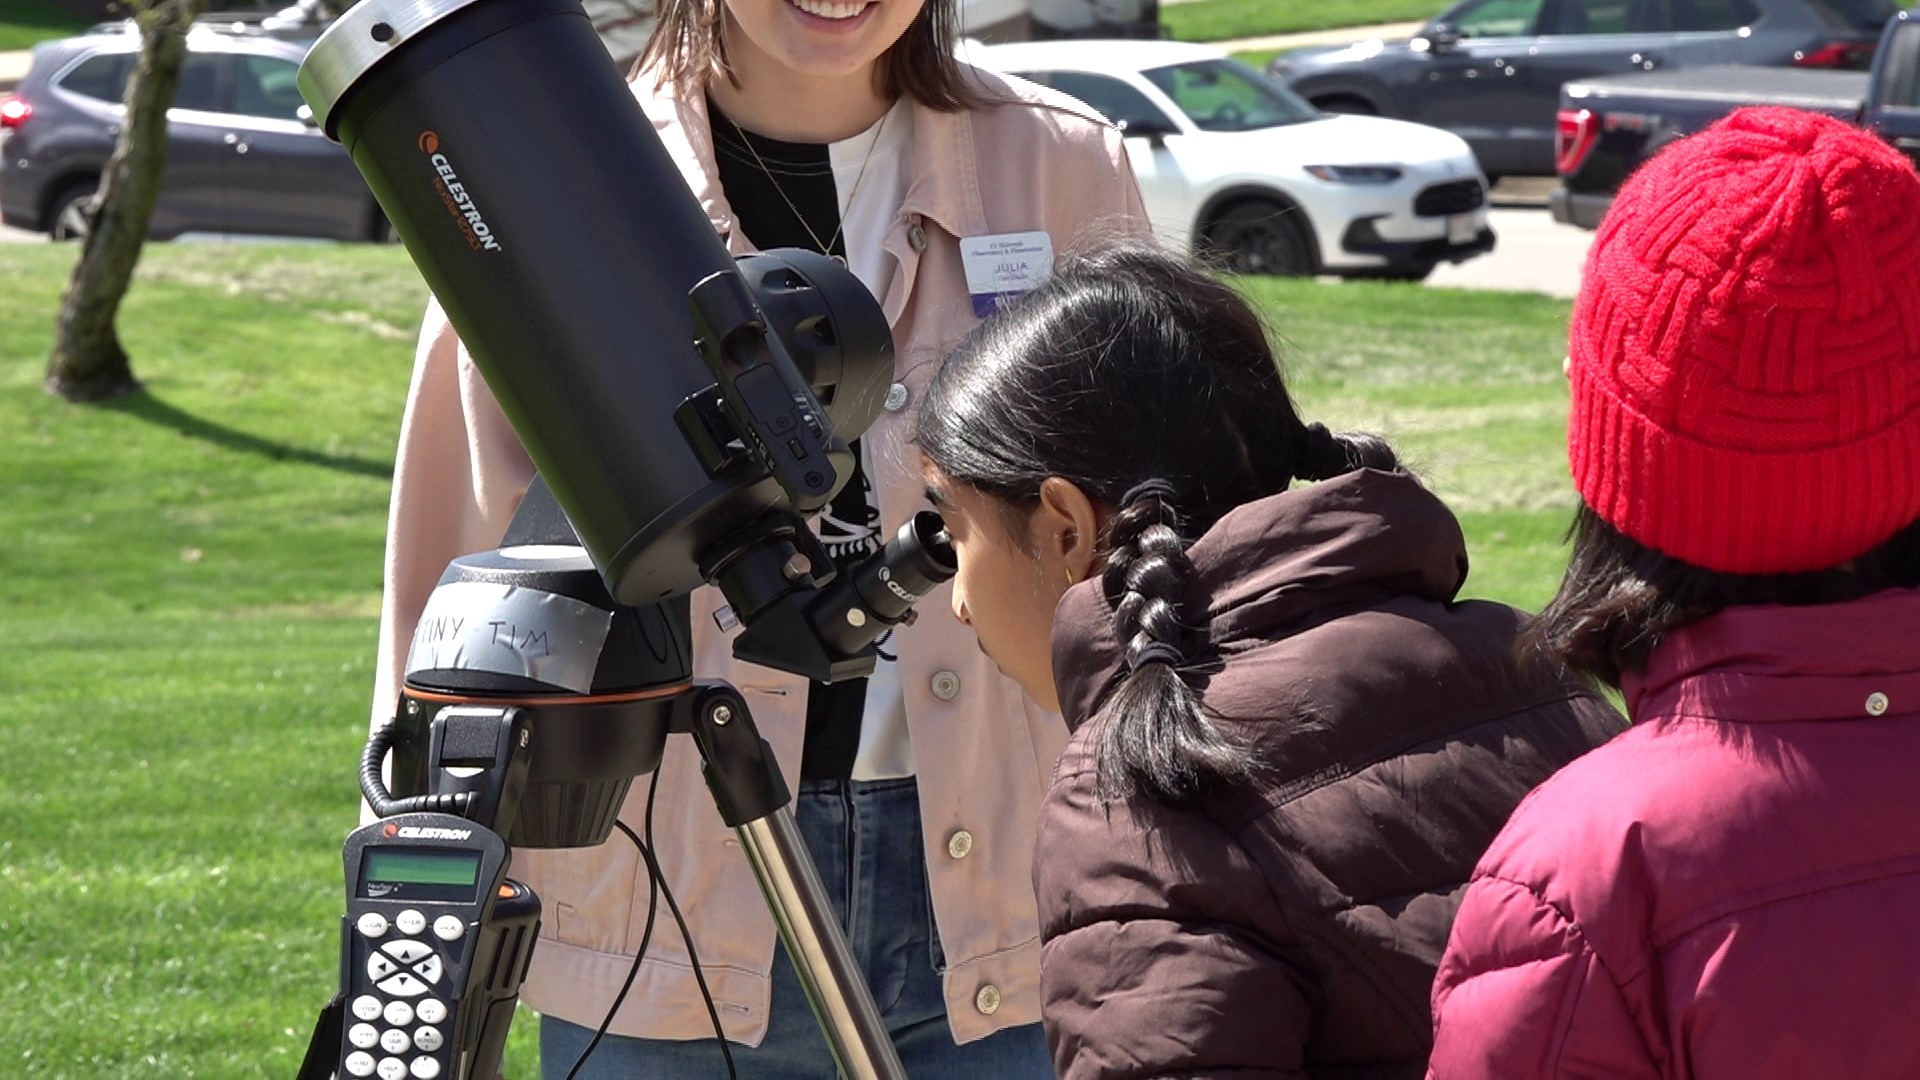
left=1035, top=477, right=1102, bottom=586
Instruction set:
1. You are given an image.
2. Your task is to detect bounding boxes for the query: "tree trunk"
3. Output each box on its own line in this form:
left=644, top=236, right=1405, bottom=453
left=44, top=0, right=209, bottom=403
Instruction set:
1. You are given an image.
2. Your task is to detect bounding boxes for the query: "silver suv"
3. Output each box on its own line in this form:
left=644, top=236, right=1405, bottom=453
left=0, top=24, right=389, bottom=242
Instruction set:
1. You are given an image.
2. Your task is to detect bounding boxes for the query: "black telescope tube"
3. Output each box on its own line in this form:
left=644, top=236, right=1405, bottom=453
left=297, top=0, right=847, bottom=606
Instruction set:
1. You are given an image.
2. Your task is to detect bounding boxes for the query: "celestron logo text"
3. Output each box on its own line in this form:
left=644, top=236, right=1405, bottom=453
left=397, top=825, right=473, bottom=841
left=419, top=131, right=502, bottom=252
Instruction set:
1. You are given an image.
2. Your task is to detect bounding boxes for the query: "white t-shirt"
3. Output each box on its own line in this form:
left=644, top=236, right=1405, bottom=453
left=828, top=99, right=916, bottom=781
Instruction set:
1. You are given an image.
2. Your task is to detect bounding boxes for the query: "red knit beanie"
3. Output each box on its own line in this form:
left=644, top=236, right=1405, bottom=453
left=1568, top=106, right=1920, bottom=574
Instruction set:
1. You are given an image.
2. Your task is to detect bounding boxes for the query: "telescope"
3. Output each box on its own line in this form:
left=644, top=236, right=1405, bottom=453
left=290, top=2, right=952, bottom=1077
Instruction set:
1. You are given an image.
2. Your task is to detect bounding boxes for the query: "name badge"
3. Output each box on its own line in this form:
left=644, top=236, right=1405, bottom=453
left=961, top=231, right=1054, bottom=318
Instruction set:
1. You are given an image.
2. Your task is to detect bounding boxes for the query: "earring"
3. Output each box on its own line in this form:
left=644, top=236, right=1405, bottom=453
left=1064, top=568, right=1076, bottom=588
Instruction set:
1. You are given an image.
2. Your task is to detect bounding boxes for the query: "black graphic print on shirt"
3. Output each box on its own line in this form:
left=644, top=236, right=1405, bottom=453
left=710, top=99, right=888, bottom=779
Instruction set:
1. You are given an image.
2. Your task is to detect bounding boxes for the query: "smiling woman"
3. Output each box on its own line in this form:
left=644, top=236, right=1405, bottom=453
left=369, top=0, right=1152, bottom=1073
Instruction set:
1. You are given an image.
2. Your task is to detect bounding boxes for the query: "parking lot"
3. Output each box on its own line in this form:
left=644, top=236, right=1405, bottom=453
left=1427, top=180, right=1593, bottom=298
left=4, top=202, right=1596, bottom=296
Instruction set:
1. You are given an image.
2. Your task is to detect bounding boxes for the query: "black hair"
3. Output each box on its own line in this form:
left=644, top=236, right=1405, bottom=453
left=1531, top=504, right=1920, bottom=688
left=916, top=245, right=1400, bottom=806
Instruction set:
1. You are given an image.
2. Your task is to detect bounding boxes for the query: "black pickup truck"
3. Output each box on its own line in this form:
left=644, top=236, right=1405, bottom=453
left=1552, top=10, right=1920, bottom=228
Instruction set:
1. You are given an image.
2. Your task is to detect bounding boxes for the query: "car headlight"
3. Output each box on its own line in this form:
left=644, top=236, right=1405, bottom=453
left=1304, top=164, right=1405, bottom=184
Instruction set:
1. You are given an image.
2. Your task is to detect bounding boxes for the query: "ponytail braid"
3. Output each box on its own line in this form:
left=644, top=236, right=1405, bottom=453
left=1092, top=481, right=1257, bottom=806
left=1295, top=422, right=1402, bottom=483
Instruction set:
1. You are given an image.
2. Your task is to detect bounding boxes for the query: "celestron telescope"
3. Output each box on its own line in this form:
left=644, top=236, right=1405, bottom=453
left=289, top=2, right=952, bottom=1077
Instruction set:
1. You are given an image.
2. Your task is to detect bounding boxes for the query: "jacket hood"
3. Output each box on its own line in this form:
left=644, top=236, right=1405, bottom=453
left=1050, top=468, right=1470, bottom=729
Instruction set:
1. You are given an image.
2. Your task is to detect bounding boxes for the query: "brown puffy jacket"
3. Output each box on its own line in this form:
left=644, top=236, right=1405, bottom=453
left=1035, top=469, right=1625, bottom=1079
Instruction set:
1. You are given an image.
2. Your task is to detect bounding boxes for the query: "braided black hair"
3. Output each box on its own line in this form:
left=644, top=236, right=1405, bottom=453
left=1093, top=483, right=1255, bottom=803
left=916, top=245, right=1404, bottom=806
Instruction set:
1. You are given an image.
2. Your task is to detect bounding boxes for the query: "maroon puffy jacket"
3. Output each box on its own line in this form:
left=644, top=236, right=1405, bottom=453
left=1036, top=470, right=1625, bottom=1079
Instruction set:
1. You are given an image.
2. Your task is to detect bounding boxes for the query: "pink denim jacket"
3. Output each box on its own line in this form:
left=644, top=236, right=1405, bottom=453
left=369, top=65, right=1148, bottom=1045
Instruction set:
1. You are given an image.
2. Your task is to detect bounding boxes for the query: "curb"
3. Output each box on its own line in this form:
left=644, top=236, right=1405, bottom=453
left=0, top=50, right=28, bottom=94
left=1210, top=21, right=1424, bottom=55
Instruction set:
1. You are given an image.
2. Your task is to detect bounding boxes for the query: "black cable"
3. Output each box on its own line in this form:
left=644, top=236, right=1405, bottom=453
left=359, top=721, right=472, bottom=818
left=562, top=771, right=662, bottom=1080
left=625, top=811, right=739, bottom=1078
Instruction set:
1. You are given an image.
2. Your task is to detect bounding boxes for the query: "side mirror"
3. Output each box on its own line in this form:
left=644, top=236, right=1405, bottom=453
left=1118, top=116, right=1178, bottom=146
left=1418, top=23, right=1462, bottom=52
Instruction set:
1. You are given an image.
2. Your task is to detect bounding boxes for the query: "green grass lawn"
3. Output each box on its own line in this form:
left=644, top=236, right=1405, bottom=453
left=1161, top=0, right=1444, bottom=44
left=0, top=241, right=545, bottom=1078
left=0, top=240, right=1579, bottom=1077
left=1237, top=275, right=1579, bottom=609
left=0, top=0, right=92, bottom=51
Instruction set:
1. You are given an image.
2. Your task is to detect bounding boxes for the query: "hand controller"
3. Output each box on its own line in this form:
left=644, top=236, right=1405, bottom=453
left=335, top=812, right=538, bottom=1080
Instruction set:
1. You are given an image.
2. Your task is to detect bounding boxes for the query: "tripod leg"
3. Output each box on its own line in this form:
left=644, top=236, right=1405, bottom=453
left=739, top=809, right=907, bottom=1080
left=680, top=683, right=908, bottom=1080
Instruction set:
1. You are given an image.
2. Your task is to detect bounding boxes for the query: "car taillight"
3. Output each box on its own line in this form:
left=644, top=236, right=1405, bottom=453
left=0, top=96, right=30, bottom=129
left=1793, top=42, right=1875, bottom=69
left=1555, top=108, right=1599, bottom=176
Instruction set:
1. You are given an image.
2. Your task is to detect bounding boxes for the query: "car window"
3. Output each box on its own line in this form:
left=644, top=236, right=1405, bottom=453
left=1141, top=60, right=1319, bottom=132
left=1805, top=0, right=1898, bottom=31
left=1033, top=70, right=1176, bottom=133
left=1549, top=0, right=1635, bottom=34
left=1668, top=0, right=1759, bottom=30
left=173, top=53, right=225, bottom=112
left=1444, top=0, right=1545, bottom=36
left=57, top=52, right=132, bottom=103
left=233, top=54, right=306, bottom=120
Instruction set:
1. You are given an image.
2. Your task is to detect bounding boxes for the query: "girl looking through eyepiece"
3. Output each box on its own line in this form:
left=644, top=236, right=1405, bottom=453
left=916, top=246, right=1625, bottom=1078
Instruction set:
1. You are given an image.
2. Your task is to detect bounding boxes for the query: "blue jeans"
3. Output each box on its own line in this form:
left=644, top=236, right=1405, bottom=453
left=539, top=777, right=1051, bottom=1079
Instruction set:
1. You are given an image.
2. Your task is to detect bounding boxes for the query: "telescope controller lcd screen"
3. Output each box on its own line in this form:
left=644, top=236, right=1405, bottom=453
left=359, top=847, right=483, bottom=902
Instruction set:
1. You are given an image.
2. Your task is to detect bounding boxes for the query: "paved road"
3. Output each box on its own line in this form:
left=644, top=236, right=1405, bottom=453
left=6, top=207, right=1597, bottom=295
left=1429, top=207, right=1593, bottom=299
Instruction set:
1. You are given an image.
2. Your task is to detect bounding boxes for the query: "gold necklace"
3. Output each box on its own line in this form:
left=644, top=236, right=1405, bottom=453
left=723, top=106, right=892, bottom=266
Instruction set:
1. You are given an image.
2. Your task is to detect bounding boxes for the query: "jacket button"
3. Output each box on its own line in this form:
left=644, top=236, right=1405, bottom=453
left=1866, top=691, right=1890, bottom=716
left=974, top=984, right=1001, bottom=1015
left=908, top=220, right=928, bottom=252
left=947, top=830, right=973, bottom=860
left=930, top=670, right=961, bottom=701
left=884, top=382, right=909, bottom=412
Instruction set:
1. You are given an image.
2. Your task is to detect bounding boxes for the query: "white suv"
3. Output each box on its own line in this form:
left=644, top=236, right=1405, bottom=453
left=973, top=39, right=1496, bottom=280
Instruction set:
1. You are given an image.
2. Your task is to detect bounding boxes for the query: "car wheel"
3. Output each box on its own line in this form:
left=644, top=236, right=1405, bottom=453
left=1313, top=95, right=1378, bottom=116
left=47, top=181, right=100, bottom=242
left=1205, top=200, right=1315, bottom=277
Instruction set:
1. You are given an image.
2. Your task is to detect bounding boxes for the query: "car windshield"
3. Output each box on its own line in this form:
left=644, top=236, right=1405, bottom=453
left=1141, top=59, right=1319, bottom=132
left=1805, top=0, right=1898, bottom=30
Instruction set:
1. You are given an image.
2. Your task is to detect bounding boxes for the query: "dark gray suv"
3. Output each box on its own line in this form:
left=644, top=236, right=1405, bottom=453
left=0, top=25, right=388, bottom=241
left=1266, top=0, right=1895, bottom=178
